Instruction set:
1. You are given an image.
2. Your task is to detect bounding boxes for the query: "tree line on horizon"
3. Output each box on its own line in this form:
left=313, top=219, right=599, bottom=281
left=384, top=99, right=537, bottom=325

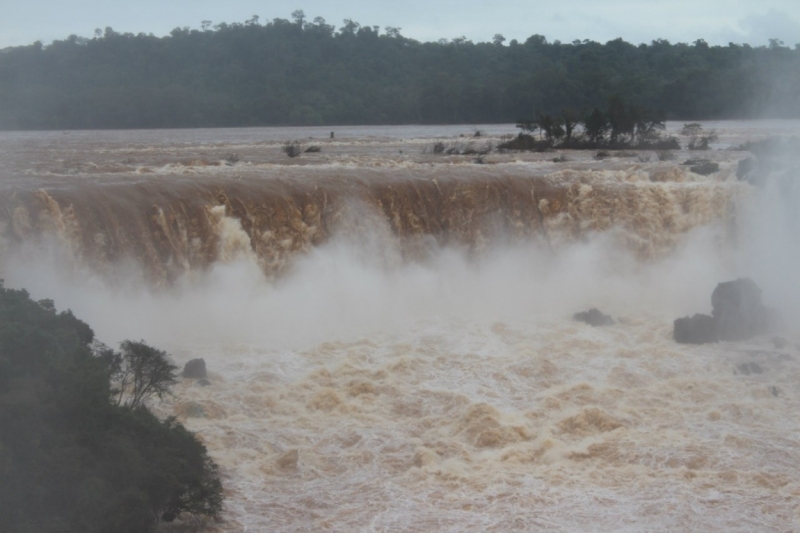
left=0, top=10, right=798, bottom=130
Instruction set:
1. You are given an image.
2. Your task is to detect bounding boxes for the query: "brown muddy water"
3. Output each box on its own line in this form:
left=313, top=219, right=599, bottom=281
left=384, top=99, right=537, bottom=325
left=1, top=121, right=799, bottom=532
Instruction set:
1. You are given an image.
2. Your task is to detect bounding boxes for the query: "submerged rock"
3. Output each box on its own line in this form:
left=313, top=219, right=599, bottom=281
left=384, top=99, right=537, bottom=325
left=736, top=362, right=763, bottom=375
left=771, top=336, right=788, bottom=350
left=711, top=278, right=769, bottom=341
left=674, top=314, right=718, bottom=344
left=573, top=308, right=614, bottom=327
left=182, top=358, right=207, bottom=379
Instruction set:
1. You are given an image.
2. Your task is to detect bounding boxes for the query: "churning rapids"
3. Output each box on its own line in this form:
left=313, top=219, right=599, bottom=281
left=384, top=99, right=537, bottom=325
left=1, top=122, right=800, bottom=532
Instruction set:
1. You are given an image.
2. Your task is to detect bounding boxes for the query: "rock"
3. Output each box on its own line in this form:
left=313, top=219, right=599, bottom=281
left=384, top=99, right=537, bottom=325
left=673, top=278, right=774, bottom=345
left=276, top=449, right=299, bottom=471
left=174, top=400, right=226, bottom=419
left=690, top=161, right=719, bottom=176
left=736, top=157, right=768, bottom=186
left=573, top=308, right=614, bottom=327
left=182, top=358, right=207, bottom=379
left=736, top=157, right=758, bottom=183
left=175, top=401, right=206, bottom=418
left=711, top=278, right=769, bottom=341
left=674, top=314, right=718, bottom=344
left=195, top=378, right=211, bottom=387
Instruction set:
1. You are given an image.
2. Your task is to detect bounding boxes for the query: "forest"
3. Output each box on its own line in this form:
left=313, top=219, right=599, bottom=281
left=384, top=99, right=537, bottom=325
left=0, top=11, right=798, bottom=130
left=0, top=281, right=223, bottom=532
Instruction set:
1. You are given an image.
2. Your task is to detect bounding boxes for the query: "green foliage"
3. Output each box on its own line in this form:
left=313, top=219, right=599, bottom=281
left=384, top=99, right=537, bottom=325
left=0, top=13, right=799, bottom=129
left=0, top=280, right=223, bottom=533
left=537, top=113, right=565, bottom=144
left=513, top=97, right=676, bottom=151
left=583, top=108, right=609, bottom=144
left=109, top=340, right=179, bottom=409
left=681, top=122, right=718, bottom=150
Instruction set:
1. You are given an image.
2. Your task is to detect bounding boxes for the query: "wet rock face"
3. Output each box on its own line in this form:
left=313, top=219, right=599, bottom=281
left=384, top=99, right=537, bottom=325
left=711, top=278, right=769, bottom=341
left=573, top=308, right=614, bottom=327
left=674, top=314, right=718, bottom=344
left=674, top=278, right=772, bottom=344
left=687, top=160, right=719, bottom=176
left=182, top=358, right=207, bottom=379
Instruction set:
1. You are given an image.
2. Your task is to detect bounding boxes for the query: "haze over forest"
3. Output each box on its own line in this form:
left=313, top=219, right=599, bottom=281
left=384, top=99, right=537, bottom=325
left=1, top=11, right=799, bottom=130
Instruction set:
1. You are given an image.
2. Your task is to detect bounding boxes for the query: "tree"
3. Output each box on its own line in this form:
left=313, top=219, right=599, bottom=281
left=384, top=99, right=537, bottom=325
left=516, top=119, right=539, bottom=137
left=634, top=108, right=666, bottom=144
left=109, top=340, right=179, bottom=409
left=607, top=94, right=635, bottom=142
left=562, top=108, right=579, bottom=143
left=583, top=108, right=609, bottom=143
left=541, top=114, right=565, bottom=143
left=0, top=282, right=223, bottom=532
left=385, top=26, right=402, bottom=38
left=291, top=9, right=305, bottom=26
left=681, top=122, right=717, bottom=150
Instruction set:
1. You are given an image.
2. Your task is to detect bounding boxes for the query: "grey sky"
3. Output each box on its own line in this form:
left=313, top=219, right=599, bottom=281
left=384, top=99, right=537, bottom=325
left=2, top=0, right=800, bottom=49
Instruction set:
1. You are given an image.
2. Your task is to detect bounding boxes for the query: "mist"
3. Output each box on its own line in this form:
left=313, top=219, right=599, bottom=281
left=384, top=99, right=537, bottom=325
left=2, top=120, right=800, bottom=533
left=0, top=198, right=757, bottom=353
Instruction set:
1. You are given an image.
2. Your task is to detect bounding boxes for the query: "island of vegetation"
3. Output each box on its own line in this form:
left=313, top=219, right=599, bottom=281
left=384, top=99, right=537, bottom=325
left=0, top=280, right=223, bottom=533
left=0, top=10, right=798, bottom=130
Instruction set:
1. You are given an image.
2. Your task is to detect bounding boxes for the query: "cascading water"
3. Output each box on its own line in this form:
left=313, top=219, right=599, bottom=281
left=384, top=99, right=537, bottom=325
left=1, top=123, right=798, bottom=532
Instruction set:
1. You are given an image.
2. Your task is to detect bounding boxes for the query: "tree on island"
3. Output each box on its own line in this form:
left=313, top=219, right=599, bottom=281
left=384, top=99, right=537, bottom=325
left=506, top=95, right=677, bottom=151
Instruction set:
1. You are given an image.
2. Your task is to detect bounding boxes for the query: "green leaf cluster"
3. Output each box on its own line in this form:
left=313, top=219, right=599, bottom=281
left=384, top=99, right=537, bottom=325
left=0, top=280, right=223, bottom=533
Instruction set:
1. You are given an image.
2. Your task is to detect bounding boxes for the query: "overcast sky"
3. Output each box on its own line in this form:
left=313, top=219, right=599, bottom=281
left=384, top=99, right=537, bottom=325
left=2, top=0, right=800, bottom=49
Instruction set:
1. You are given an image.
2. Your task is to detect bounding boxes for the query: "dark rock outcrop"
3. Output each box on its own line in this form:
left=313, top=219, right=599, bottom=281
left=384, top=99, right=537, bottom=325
left=573, top=308, right=614, bottom=327
left=673, top=314, right=718, bottom=344
left=682, top=159, right=719, bottom=176
left=182, top=358, right=207, bottom=379
left=711, top=278, right=769, bottom=341
left=690, top=161, right=719, bottom=176
left=736, top=157, right=760, bottom=184
left=674, top=278, right=772, bottom=344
